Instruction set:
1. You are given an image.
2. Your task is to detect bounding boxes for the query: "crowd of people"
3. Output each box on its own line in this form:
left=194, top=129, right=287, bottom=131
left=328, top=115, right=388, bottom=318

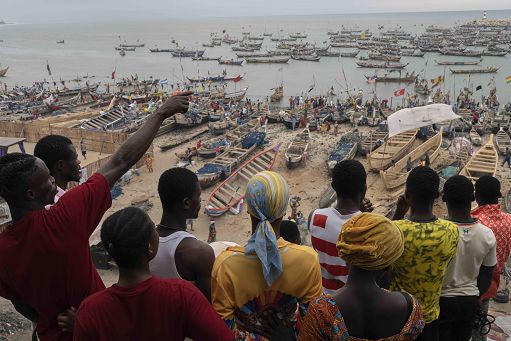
left=0, top=93, right=510, bottom=341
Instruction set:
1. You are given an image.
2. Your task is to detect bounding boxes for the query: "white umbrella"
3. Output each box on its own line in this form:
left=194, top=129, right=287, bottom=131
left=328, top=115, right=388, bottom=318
left=387, top=104, right=461, bottom=137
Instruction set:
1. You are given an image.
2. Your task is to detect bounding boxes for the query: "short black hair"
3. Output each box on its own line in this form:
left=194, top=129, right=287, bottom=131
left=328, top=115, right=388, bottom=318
left=475, top=175, right=501, bottom=204
left=331, top=160, right=366, bottom=199
left=34, top=135, right=74, bottom=172
left=280, top=220, right=300, bottom=244
left=444, top=175, right=474, bottom=209
left=0, top=153, right=38, bottom=202
left=158, top=168, right=199, bottom=211
left=405, top=166, right=439, bottom=205
left=101, top=207, right=154, bottom=268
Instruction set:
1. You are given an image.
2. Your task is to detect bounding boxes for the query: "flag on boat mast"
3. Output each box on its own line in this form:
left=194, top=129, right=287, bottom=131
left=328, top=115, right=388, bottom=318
left=506, top=75, right=511, bottom=84
left=393, top=88, right=405, bottom=97
left=233, top=75, right=241, bottom=83
left=46, top=61, right=52, bottom=76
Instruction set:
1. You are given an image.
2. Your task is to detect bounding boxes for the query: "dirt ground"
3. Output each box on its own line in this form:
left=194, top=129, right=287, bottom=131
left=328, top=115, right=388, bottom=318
left=2, top=122, right=511, bottom=340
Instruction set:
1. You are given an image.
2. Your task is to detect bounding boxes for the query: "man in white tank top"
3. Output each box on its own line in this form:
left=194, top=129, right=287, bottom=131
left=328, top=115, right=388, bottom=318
left=149, top=168, right=215, bottom=301
left=309, top=160, right=372, bottom=294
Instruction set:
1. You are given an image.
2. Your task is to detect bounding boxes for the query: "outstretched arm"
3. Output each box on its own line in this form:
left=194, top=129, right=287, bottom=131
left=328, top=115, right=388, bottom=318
left=98, top=93, right=192, bottom=187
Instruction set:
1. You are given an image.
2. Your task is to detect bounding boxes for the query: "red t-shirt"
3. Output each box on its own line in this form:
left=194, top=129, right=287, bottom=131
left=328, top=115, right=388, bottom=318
left=73, top=277, right=233, bottom=341
left=0, top=173, right=112, bottom=340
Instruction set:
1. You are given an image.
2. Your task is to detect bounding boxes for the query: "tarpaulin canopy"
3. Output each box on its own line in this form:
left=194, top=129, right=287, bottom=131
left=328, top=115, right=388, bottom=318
left=387, top=104, right=461, bottom=137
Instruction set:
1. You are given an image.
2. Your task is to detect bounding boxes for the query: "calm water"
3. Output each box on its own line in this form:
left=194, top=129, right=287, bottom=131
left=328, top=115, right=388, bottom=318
left=1, top=10, right=511, bottom=105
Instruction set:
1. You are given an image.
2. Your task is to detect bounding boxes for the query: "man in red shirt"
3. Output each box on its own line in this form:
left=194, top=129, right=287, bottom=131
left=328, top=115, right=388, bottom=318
left=0, top=92, right=192, bottom=340
left=472, top=176, right=511, bottom=341
left=74, top=207, right=232, bottom=341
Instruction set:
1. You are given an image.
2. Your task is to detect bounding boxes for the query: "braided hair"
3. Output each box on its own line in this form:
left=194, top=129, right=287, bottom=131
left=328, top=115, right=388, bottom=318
left=101, top=207, right=155, bottom=268
left=0, top=153, right=38, bottom=202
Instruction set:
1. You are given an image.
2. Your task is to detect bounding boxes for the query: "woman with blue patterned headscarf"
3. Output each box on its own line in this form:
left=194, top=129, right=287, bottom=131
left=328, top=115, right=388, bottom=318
left=211, top=171, right=322, bottom=340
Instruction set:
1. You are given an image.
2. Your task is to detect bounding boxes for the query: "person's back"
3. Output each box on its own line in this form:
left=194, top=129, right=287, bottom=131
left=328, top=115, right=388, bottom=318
left=149, top=168, right=215, bottom=300
left=391, top=166, right=458, bottom=341
left=439, top=175, right=496, bottom=341
left=299, top=213, right=424, bottom=341
left=75, top=277, right=225, bottom=341
left=212, top=171, right=322, bottom=339
left=75, top=207, right=232, bottom=341
left=310, top=160, right=368, bottom=294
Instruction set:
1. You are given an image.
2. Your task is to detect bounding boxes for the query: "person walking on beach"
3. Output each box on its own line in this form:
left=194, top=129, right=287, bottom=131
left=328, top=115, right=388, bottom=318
left=80, top=139, right=87, bottom=160
left=149, top=168, right=215, bottom=301
left=503, top=147, right=511, bottom=167
left=208, top=220, right=217, bottom=243
left=0, top=92, right=192, bottom=340
left=144, top=153, right=153, bottom=173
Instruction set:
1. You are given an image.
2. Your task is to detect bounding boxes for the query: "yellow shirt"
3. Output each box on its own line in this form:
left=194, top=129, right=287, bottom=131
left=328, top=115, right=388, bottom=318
left=212, top=238, right=322, bottom=337
left=390, top=218, right=459, bottom=323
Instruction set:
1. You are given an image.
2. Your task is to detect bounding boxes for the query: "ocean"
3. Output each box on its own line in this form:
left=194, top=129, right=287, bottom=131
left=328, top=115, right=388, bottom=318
left=1, top=9, right=511, bottom=105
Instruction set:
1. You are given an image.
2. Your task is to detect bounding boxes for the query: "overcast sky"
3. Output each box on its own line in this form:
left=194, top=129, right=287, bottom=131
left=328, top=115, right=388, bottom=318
left=2, top=0, right=510, bottom=23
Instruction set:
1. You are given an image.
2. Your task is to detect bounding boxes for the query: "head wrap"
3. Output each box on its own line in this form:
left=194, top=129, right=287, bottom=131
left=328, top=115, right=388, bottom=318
left=337, top=212, right=404, bottom=271
left=245, top=171, right=289, bottom=287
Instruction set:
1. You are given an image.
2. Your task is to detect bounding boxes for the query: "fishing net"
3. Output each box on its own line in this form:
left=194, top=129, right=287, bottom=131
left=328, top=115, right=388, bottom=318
left=197, top=163, right=226, bottom=175
left=241, top=132, right=266, bottom=149
left=205, top=138, right=229, bottom=149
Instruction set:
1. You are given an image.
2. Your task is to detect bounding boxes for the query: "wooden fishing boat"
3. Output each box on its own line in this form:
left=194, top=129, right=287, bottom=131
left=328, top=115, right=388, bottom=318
left=270, top=84, right=284, bottom=102
left=192, top=56, right=221, bottom=61
left=149, top=48, right=174, bottom=52
left=197, top=132, right=266, bottom=188
left=340, top=50, right=359, bottom=57
left=380, top=131, right=443, bottom=189
left=439, top=48, right=482, bottom=57
left=359, top=130, right=388, bottom=156
left=459, top=135, right=498, bottom=182
left=205, top=144, right=280, bottom=217
left=0, top=66, right=8, bottom=77
left=495, top=130, right=511, bottom=154
left=285, top=128, right=310, bottom=169
left=327, top=132, right=360, bottom=174
left=266, top=111, right=283, bottom=123
left=80, top=106, right=140, bottom=132
left=245, top=57, right=290, bottom=63
left=224, top=88, right=248, bottom=103
left=159, top=128, right=209, bottom=151
left=119, top=49, right=126, bottom=56
left=197, top=137, right=231, bottom=159
left=236, top=53, right=272, bottom=58
left=291, top=54, right=320, bottom=61
left=356, top=60, right=408, bottom=69
left=316, top=50, right=340, bottom=57
left=367, top=129, right=418, bottom=171
left=450, top=67, right=499, bottom=74
left=115, top=46, right=135, bottom=51
left=469, top=128, right=482, bottom=146
left=367, top=72, right=417, bottom=83
left=208, top=120, right=233, bottom=135
left=120, top=42, right=145, bottom=48
left=173, top=111, right=207, bottom=128
left=171, top=50, right=205, bottom=57
left=435, top=59, right=482, bottom=66
left=218, top=59, right=244, bottom=66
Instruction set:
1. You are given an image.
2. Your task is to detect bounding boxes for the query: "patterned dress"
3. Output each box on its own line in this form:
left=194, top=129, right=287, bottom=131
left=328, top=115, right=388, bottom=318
left=299, top=294, right=425, bottom=340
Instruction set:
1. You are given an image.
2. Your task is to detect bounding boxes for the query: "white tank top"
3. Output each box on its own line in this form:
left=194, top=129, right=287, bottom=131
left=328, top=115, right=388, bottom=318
left=149, top=231, right=197, bottom=279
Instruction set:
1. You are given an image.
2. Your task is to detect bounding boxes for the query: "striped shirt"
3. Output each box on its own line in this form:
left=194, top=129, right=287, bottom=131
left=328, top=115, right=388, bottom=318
left=310, top=208, right=359, bottom=294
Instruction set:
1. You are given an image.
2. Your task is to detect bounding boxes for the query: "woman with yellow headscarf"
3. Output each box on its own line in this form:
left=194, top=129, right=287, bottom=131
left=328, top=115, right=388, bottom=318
left=211, top=171, right=322, bottom=340
left=299, top=213, right=425, bottom=341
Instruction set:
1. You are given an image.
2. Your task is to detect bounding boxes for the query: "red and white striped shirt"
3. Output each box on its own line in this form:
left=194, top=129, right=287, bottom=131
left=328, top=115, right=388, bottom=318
left=310, top=208, right=359, bottom=294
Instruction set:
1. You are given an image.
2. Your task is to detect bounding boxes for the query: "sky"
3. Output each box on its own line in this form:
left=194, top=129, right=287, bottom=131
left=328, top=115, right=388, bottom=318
left=2, top=0, right=510, bottom=23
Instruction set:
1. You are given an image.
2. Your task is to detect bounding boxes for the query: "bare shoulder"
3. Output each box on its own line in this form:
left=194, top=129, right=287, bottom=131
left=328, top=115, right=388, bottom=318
left=177, top=238, right=215, bottom=262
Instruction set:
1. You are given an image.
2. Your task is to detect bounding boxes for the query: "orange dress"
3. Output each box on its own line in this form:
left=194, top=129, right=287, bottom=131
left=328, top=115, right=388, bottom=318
left=299, top=294, right=424, bottom=341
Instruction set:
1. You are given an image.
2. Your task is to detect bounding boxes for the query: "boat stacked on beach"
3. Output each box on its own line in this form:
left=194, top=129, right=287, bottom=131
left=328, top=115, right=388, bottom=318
left=459, top=135, right=498, bottom=182
left=284, top=128, right=310, bottom=169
